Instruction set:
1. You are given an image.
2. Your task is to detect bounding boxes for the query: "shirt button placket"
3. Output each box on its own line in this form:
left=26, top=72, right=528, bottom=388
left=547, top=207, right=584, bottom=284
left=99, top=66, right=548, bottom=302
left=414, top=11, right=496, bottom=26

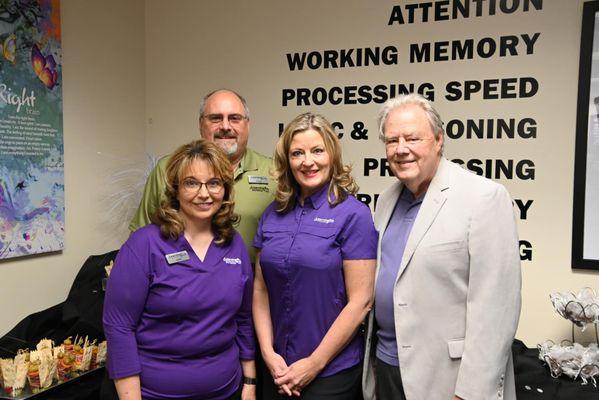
left=285, top=207, right=303, bottom=360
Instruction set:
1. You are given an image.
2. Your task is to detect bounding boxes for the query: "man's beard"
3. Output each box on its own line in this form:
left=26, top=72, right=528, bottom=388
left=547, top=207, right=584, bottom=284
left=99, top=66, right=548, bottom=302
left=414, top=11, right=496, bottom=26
left=219, top=142, right=238, bottom=157
left=214, top=130, right=238, bottom=157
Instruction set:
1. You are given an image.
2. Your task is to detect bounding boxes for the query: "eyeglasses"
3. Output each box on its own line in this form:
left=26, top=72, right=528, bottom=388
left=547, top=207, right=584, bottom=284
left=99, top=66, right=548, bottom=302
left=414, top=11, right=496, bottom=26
left=201, top=113, right=248, bottom=125
left=383, top=136, right=429, bottom=150
left=180, top=178, right=224, bottom=194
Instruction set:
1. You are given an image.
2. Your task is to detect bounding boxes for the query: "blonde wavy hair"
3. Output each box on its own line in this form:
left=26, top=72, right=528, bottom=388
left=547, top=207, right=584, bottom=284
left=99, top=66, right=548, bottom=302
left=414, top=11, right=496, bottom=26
left=274, top=112, right=358, bottom=213
left=151, top=139, right=239, bottom=245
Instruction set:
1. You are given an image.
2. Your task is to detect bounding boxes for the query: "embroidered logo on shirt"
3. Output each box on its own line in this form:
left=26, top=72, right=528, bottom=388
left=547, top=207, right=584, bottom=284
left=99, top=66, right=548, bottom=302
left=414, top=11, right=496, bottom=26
left=223, top=257, right=242, bottom=265
left=313, top=217, right=335, bottom=224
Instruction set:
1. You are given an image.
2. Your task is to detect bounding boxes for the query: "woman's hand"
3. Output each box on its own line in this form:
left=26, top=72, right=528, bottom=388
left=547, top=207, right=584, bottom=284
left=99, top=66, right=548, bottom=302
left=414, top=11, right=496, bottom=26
left=274, top=356, right=324, bottom=395
left=241, top=383, right=256, bottom=400
left=114, top=375, right=142, bottom=400
left=253, top=258, right=297, bottom=396
left=264, top=351, right=299, bottom=396
left=264, top=351, right=289, bottom=379
left=240, top=360, right=257, bottom=400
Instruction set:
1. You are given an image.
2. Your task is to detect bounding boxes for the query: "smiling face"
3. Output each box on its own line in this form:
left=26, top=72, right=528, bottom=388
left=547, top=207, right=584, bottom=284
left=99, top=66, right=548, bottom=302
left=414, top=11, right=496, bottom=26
left=177, top=158, right=225, bottom=225
left=288, top=129, right=331, bottom=200
left=383, top=104, right=443, bottom=197
left=199, top=90, right=249, bottom=166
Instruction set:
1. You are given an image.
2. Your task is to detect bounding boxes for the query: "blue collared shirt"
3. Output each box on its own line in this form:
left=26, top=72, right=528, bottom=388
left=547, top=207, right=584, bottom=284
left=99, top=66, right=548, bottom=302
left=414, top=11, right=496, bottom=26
left=375, top=187, right=423, bottom=366
left=254, top=184, right=377, bottom=377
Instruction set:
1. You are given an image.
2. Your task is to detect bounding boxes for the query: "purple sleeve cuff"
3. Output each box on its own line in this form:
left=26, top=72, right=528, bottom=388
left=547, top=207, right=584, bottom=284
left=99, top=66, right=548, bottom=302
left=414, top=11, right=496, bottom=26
left=104, top=324, right=142, bottom=379
left=236, top=329, right=256, bottom=361
left=235, top=243, right=255, bottom=361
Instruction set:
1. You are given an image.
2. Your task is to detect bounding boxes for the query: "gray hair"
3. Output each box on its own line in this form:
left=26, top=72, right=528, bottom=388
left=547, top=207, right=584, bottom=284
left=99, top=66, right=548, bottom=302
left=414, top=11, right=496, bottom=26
left=199, top=89, right=250, bottom=120
left=377, top=93, right=444, bottom=141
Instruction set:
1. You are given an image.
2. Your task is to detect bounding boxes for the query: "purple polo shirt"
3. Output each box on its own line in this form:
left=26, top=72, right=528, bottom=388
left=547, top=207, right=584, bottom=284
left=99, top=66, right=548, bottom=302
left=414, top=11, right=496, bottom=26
left=103, top=224, right=254, bottom=400
left=253, top=184, right=377, bottom=377
left=375, top=188, right=423, bottom=366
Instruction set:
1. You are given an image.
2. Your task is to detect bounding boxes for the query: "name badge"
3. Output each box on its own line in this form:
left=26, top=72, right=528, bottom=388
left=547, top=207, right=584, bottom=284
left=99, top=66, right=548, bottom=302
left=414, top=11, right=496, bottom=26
left=165, top=251, right=189, bottom=265
left=248, top=175, right=269, bottom=185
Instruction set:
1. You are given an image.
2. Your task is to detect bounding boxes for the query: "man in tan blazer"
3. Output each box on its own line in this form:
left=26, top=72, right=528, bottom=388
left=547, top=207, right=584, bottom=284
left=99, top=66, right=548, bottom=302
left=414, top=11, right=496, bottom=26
left=362, top=94, right=521, bottom=400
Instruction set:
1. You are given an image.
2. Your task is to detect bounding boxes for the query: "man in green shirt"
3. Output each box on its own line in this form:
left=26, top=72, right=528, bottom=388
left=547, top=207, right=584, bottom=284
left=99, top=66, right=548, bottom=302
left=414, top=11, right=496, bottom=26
left=129, top=89, right=275, bottom=263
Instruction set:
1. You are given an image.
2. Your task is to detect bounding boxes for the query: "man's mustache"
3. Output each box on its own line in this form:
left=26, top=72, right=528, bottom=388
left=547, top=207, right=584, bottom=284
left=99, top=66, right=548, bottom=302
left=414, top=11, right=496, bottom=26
left=214, top=130, right=237, bottom=139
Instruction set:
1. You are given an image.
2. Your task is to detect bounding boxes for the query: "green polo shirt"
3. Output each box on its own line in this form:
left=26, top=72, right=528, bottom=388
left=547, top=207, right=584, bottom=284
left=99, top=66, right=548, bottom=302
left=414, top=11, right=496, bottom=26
left=129, top=148, right=275, bottom=262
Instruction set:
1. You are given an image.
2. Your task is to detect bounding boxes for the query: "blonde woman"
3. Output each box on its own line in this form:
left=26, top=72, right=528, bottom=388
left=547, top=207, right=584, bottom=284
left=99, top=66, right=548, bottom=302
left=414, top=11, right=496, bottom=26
left=253, top=113, right=377, bottom=399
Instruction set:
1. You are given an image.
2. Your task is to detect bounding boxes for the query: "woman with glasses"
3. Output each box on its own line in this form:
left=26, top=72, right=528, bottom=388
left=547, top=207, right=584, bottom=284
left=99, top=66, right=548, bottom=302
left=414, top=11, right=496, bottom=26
left=103, top=139, right=255, bottom=400
left=253, top=113, right=377, bottom=399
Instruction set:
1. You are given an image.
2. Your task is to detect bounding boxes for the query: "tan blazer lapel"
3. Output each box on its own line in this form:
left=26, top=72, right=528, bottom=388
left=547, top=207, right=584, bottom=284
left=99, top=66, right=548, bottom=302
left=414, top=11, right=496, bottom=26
left=396, top=158, right=451, bottom=283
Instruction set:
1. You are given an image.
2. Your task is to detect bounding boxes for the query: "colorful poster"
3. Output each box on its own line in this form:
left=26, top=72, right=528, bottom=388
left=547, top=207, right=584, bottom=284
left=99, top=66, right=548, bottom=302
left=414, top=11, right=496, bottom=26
left=0, top=0, right=63, bottom=259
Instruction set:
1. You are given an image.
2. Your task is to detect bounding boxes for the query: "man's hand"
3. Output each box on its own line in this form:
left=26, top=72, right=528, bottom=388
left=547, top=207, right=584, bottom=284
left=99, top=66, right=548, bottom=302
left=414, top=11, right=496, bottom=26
left=452, top=396, right=464, bottom=400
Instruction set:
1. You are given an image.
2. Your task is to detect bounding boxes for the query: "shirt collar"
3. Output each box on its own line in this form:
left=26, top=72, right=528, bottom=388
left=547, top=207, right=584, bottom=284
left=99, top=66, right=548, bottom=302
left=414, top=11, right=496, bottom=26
left=299, top=183, right=330, bottom=210
left=234, top=148, right=260, bottom=180
left=400, top=186, right=425, bottom=206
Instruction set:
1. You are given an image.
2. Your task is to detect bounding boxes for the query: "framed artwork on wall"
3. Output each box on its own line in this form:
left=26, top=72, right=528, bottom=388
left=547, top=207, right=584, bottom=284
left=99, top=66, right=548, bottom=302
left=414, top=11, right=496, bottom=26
left=0, top=0, right=64, bottom=260
left=573, top=0, right=599, bottom=270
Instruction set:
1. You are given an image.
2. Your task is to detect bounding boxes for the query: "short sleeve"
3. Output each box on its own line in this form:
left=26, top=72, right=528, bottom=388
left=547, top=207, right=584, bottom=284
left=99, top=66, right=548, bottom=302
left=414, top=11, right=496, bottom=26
left=252, top=203, right=274, bottom=249
left=129, top=156, right=169, bottom=232
left=338, top=200, right=378, bottom=260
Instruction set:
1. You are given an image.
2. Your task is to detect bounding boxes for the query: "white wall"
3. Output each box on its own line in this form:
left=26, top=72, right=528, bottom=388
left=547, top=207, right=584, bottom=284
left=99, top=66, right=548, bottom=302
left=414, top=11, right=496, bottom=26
left=0, top=0, right=146, bottom=335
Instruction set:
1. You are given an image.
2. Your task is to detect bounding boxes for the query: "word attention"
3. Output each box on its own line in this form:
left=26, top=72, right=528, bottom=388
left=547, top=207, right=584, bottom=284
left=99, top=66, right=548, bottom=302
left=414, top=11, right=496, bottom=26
left=388, top=0, right=543, bottom=24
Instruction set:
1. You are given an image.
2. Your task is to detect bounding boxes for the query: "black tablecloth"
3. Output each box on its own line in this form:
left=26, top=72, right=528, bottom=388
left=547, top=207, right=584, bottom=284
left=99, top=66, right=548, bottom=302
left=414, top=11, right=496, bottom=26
left=0, top=251, right=117, bottom=400
left=513, top=339, right=598, bottom=399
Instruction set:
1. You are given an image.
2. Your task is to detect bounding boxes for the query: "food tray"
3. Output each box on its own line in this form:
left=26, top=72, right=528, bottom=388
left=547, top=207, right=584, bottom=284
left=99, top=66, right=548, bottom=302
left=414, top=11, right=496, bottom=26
left=0, top=366, right=104, bottom=400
